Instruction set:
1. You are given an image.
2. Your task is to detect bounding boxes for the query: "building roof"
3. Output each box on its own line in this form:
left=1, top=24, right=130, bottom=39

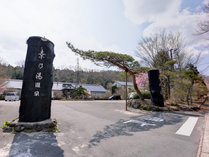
left=114, top=81, right=133, bottom=86
left=4, top=79, right=23, bottom=89
left=81, top=84, right=107, bottom=92
left=3, top=79, right=107, bottom=93
left=52, top=82, right=63, bottom=90
left=56, top=82, right=107, bottom=92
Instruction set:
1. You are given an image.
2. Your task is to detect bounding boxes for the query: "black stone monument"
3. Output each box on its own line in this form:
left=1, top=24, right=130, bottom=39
left=148, top=69, right=164, bottom=107
left=19, top=36, right=55, bottom=122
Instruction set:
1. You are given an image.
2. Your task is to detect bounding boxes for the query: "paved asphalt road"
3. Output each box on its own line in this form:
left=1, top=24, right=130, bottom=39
left=0, top=100, right=205, bottom=157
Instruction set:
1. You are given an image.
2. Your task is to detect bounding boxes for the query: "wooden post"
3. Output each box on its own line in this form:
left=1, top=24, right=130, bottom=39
left=125, top=69, right=128, bottom=111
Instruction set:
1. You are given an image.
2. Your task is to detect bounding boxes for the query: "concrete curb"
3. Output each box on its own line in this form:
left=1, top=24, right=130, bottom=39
left=197, top=114, right=209, bottom=157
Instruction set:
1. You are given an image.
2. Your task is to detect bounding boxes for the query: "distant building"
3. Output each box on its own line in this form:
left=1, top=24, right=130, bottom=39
left=0, top=79, right=22, bottom=94
left=52, top=82, right=107, bottom=98
left=113, top=81, right=133, bottom=88
left=0, top=79, right=107, bottom=99
left=80, top=84, right=107, bottom=98
left=114, top=74, right=149, bottom=91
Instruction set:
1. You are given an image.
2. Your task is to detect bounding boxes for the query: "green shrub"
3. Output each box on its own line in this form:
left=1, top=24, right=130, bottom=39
left=140, top=105, right=151, bottom=111
left=132, top=93, right=139, bottom=99
left=133, top=91, right=151, bottom=99
left=0, top=94, right=4, bottom=100
left=142, top=91, right=151, bottom=99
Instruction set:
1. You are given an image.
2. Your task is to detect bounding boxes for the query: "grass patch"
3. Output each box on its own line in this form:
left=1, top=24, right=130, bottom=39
left=2, top=121, right=11, bottom=129
left=11, top=129, right=16, bottom=134
left=52, top=125, right=59, bottom=132
left=139, top=105, right=151, bottom=111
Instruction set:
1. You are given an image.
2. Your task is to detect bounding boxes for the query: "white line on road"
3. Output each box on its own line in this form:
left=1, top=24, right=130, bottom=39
left=176, top=117, right=198, bottom=136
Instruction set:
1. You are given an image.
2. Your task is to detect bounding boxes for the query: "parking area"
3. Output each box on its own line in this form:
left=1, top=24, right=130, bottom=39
left=0, top=100, right=204, bottom=157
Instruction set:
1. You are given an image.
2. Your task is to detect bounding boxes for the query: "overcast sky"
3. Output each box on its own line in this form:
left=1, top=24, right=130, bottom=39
left=0, top=0, right=208, bottom=75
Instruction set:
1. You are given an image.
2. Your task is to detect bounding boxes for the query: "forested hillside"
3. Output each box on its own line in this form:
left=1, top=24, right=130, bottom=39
left=54, top=69, right=125, bottom=88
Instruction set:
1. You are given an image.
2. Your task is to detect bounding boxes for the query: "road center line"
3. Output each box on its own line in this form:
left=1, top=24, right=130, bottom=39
left=176, top=117, right=198, bottom=136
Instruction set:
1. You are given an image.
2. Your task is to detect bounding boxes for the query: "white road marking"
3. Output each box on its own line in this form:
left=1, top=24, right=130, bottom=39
left=176, top=117, right=198, bottom=136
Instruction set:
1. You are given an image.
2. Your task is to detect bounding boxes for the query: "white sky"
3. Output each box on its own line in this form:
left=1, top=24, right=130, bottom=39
left=0, top=0, right=208, bottom=75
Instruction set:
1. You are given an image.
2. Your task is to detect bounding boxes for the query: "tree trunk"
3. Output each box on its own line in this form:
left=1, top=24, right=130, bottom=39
left=167, top=75, right=171, bottom=99
left=186, top=87, right=192, bottom=105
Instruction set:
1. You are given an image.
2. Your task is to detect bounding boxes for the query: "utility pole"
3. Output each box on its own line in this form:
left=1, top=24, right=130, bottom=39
left=125, top=69, right=128, bottom=111
left=169, top=49, right=177, bottom=71
left=76, top=58, right=80, bottom=88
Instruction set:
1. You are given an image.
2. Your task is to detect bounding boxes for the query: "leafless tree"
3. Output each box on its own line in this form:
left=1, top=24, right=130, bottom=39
left=136, top=31, right=198, bottom=100
left=136, top=31, right=191, bottom=70
left=197, top=2, right=209, bottom=37
left=196, top=1, right=209, bottom=74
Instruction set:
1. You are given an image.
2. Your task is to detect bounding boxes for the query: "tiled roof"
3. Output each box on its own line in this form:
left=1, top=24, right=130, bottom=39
left=114, top=81, right=133, bottom=86
left=59, top=83, right=107, bottom=92
left=4, top=79, right=22, bottom=89
left=81, top=84, right=107, bottom=92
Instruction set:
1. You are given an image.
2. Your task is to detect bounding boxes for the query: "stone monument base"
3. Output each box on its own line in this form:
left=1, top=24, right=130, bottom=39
left=2, top=119, right=58, bottom=133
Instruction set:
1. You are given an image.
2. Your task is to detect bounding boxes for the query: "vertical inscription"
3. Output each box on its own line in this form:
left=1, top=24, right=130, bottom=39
left=34, top=47, right=46, bottom=97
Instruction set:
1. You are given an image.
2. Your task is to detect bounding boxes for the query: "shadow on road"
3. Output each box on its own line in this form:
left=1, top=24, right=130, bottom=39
left=9, top=132, right=64, bottom=157
left=89, top=112, right=202, bottom=147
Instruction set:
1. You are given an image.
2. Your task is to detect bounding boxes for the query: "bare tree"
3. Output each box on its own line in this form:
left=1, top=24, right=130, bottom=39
left=137, top=31, right=194, bottom=100
left=197, top=2, right=209, bottom=36
left=196, top=1, right=209, bottom=74
left=136, top=31, right=191, bottom=70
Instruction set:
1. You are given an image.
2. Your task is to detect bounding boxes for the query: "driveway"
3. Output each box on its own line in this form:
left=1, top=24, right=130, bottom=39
left=0, top=100, right=205, bottom=157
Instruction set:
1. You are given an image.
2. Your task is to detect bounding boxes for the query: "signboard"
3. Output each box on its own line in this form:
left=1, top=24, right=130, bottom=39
left=19, top=36, right=55, bottom=122
left=148, top=69, right=164, bottom=107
